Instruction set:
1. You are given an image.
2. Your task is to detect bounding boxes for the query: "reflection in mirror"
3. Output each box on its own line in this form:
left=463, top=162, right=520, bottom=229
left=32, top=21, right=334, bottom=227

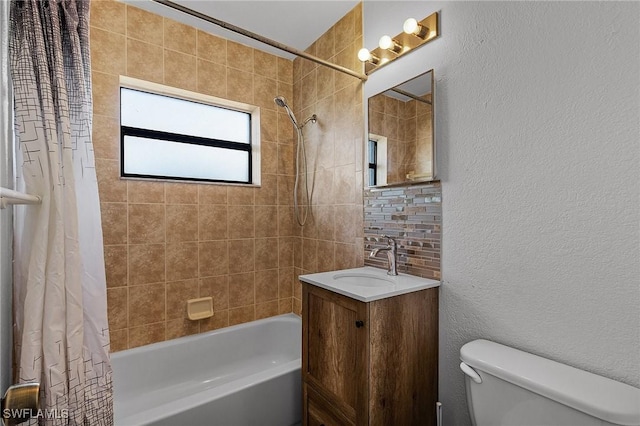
left=367, top=70, right=434, bottom=187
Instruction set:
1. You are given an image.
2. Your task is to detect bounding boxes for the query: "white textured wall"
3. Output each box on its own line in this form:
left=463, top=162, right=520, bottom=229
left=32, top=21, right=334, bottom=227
left=364, top=2, right=640, bottom=425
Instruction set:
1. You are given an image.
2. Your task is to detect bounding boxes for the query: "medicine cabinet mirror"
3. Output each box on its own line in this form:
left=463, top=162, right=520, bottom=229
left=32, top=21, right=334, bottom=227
left=366, top=69, right=435, bottom=187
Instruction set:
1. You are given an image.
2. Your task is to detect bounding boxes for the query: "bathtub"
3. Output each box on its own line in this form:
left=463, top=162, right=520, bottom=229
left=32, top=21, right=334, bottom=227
left=111, top=314, right=301, bottom=426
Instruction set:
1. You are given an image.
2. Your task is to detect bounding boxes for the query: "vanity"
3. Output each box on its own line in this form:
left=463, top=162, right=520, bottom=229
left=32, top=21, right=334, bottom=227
left=299, top=267, right=440, bottom=426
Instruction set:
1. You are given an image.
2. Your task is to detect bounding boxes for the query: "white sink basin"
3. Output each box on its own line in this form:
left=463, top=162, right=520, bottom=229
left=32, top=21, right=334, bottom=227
left=332, top=272, right=395, bottom=287
left=300, top=266, right=440, bottom=302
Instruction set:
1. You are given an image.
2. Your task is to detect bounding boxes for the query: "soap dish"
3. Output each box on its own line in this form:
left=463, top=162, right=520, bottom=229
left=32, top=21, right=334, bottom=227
left=187, top=297, right=213, bottom=320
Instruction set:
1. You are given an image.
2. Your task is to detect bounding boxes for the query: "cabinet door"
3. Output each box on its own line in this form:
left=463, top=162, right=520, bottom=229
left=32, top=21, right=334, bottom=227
left=304, top=383, right=354, bottom=426
left=302, top=284, right=369, bottom=424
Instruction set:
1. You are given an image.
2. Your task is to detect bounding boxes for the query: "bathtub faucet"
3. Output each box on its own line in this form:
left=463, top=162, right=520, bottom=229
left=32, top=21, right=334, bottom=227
left=369, top=235, right=398, bottom=276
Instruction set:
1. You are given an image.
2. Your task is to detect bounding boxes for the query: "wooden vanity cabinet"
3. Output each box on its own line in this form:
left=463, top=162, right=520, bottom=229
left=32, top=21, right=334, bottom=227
left=302, top=283, right=439, bottom=426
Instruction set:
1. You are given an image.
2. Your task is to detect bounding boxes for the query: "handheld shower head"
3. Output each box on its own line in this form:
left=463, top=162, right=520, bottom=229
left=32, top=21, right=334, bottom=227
left=274, top=96, right=300, bottom=128
left=274, top=96, right=287, bottom=108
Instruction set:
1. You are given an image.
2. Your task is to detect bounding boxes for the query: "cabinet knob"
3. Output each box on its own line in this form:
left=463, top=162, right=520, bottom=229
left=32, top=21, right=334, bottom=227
left=355, top=320, right=364, bottom=328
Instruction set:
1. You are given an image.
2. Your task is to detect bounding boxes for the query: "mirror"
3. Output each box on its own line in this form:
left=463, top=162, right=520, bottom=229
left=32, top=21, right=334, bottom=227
left=366, top=70, right=435, bottom=187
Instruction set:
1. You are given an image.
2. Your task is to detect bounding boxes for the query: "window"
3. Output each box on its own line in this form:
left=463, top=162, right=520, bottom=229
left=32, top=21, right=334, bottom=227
left=120, top=77, right=261, bottom=185
left=368, top=139, right=378, bottom=186
left=367, top=134, right=387, bottom=187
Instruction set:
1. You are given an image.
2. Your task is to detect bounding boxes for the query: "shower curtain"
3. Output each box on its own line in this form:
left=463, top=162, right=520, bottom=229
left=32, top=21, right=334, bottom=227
left=9, top=0, right=113, bottom=424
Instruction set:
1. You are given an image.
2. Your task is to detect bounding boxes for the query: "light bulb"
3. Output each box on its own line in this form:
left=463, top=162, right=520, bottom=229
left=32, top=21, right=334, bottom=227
left=378, top=35, right=393, bottom=50
left=358, top=48, right=372, bottom=62
left=378, top=35, right=402, bottom=54
left=403, top=18, right=419, bottom=35
left=403, top=17, right=429, bottom=39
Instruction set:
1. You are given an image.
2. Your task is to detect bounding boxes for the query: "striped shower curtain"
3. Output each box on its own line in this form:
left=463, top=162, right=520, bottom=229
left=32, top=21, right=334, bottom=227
left=10, top=0, right=113, bottom=424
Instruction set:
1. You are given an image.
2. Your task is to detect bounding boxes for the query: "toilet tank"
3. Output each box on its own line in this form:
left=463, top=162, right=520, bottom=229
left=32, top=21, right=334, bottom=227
left=460, top=339, right=640, bottom=426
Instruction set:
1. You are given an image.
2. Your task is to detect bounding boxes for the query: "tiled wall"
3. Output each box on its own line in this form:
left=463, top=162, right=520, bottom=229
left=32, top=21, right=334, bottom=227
left=364, top=183, right=441, bottom=280
left=90, top=1, right=298, bottom=351
left=90, top=1, right=438, bottom=351
left=292, top=4, right=366, bottom=310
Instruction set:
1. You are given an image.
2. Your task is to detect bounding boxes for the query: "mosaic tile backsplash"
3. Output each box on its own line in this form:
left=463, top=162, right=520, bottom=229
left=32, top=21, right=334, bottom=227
left=364, top=183, right=441, bottom=280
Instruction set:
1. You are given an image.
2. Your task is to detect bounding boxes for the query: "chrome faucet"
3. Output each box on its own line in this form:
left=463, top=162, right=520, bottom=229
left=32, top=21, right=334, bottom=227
left=369, top=235, right=398, bottom=276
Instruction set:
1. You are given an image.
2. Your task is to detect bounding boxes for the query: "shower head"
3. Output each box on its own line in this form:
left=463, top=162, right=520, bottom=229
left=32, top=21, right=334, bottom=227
left=274, top=96, right=287, bottom=108
left=274, top=96, right=300, bottom=128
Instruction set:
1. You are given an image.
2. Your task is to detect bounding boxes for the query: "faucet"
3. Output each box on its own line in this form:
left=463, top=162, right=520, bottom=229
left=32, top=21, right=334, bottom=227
left=369, top=235, right=398, bottom=276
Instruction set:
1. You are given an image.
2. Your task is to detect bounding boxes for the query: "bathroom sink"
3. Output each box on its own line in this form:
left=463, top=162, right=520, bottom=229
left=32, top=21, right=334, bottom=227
left=332, top=272, right=395, bottom=287
left=299, top=266, right=441, bottom=302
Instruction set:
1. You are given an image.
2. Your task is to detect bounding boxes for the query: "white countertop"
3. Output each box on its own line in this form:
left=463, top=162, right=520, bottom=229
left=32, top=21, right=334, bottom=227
left=298, top=266, right=441, bottom=302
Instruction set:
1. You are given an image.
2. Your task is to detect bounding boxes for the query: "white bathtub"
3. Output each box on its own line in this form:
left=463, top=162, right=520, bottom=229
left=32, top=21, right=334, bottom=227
left=111, top=314, right=301, bottom=426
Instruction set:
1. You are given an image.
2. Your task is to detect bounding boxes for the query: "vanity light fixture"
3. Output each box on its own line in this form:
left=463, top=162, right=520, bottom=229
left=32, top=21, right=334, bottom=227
left=359, top=11, right=439, bottom=74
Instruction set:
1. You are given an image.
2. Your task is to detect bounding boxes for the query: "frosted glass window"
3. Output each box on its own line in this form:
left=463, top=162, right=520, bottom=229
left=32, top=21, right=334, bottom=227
left=120, top=81, right=258, bottom=184
left=123, top=136, right=249, bottom=182
left=121, top=88, right=250, bottom=144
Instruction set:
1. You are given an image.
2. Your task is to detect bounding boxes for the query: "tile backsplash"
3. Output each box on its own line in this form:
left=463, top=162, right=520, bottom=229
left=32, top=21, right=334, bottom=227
left=364, top=183, right=441, bottom=280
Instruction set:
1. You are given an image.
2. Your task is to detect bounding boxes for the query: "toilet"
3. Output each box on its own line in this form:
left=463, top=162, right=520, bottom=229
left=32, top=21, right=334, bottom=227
left=460, top=339, right=640, bottom=426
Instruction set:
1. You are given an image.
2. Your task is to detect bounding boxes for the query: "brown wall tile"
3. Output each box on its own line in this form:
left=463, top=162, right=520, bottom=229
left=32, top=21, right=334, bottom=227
left=278, top=298, right=292, bottom=315
left=90, top=1, right=126, bottom=34
left=199, top=276, right=229, bottom=311
left=277, top=57, right=292, bottom=83
left=91, top=28, right=126, bottom=75
left=126, top=39, right=163, bottom=84
left=109, top=329, right=128, bottom=352
left=166, top=318, right=200, bottom=340
left=227, top=69, right=254, bottom=104
left=166, top=279, right=199, bottom=320
left=167, top=204, right=199, bottom=243
left=256, top=300, right=279, bottom=319
left=104, top=245, right=128, bottom=288
left=164, top=50, right=197, bottom=92
left=199, top=240, right=229, bottom=277
left=128, top=204, right=165, bottom=244
left=129, top=323, right=165, bottom=348
left=126, top=6, right=163, bottom=45
left=107, top=287, right=127, bottom=330
left=93, top=115, right=120, bottom=160
left=199, top=205, right=228, bottom=241
left=197, top=59, right=227, bottom=98
left=228, top=187, right=255, bottom=205
left=164, top=18, right=196, bottom=55
left=227, top=41, right=253, bottom=71
left=129, top=244, right=165, bottom=285
left=254, top=50, right=277, bottom=79
left=255, top=205, right=278, bottom=238
left=228, top=272, right=255, bottom=308
left=256, top=269, right=279, bottom=302
left=96, top=159, right=126, bottom=203
left=197, top=30, right=226, bottom=64
left=229, top=305, right=254, bottom=326
left=128, top=181, right=165, bottom=203
left=129, top=283, right=166, bottom=326
left=198, top=185, right=227, bottom=205
left=92, top=72, right=120, bottom=118
left=228, top=239, right=255, bottom=274
left=255, top=238, right=279, bottom=271
left=166, top=243, right=199, bottom=281
left=200, top=311, right=229, bottom=332
left=101, top=203, right=127, bottom=245
left=228, top=206, right=255, bottom=239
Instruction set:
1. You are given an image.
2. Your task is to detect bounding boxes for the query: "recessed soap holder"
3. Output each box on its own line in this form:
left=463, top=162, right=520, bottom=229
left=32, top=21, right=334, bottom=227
left=187, top=297, right=213, bottom=320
